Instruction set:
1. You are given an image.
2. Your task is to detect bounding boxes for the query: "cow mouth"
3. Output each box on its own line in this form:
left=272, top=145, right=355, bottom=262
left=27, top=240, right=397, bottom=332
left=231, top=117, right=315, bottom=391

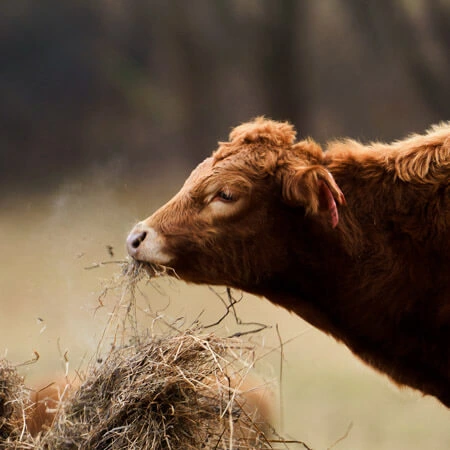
left=124, top=258, right=177, bottom=281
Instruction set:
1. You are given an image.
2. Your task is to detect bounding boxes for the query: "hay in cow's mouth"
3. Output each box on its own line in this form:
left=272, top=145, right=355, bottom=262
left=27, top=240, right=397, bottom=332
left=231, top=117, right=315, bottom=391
left=122, top=258, right=177, bottom=281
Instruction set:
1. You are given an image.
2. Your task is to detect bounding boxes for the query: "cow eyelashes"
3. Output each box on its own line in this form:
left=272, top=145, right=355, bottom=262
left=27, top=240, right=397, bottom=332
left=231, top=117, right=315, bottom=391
left=215, top=190, right=234, bottom=202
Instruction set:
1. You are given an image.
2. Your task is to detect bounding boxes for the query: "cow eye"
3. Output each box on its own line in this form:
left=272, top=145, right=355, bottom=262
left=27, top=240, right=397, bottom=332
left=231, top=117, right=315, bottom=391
left=215, top=190, right=234, bottom=202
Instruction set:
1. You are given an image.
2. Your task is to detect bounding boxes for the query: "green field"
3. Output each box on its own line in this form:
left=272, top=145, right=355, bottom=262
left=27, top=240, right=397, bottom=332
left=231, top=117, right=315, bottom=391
left=1, top=174, right=449, bottom=449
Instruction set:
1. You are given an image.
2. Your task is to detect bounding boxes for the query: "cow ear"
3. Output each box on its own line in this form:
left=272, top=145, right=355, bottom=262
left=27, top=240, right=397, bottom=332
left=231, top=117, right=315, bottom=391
left=281, top=166, right=346, bottom=228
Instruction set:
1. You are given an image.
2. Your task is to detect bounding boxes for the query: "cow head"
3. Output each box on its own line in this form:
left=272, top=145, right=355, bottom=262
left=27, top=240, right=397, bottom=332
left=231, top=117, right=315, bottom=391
left=127, top=118, right=345, bottom=290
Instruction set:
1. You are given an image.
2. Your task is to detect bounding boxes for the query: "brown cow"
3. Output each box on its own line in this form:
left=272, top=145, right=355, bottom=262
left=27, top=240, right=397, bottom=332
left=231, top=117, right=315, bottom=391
left=27, top=379, right=72, bottom=436
left=127, top=118, right=450, bottom=407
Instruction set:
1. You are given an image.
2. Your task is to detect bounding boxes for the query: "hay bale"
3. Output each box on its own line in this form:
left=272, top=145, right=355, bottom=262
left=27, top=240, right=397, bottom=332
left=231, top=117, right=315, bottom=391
left=0, top=359, right=32, bottom=449
left=38, top=331, right=274, bottom=450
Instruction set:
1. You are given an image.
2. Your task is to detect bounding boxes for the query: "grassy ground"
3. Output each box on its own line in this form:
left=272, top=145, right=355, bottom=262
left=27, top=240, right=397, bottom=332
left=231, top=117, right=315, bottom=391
left=1, top=173, right=449, bottom=449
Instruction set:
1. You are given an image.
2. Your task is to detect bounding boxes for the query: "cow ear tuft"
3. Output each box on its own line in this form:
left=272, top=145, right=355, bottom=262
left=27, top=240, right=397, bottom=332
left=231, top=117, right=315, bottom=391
left=281, top=166, right=346, bottom=228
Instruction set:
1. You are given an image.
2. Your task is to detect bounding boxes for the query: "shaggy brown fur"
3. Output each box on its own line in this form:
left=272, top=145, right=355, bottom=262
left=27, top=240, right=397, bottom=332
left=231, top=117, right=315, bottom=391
left=127, top=118, right=450, bottom=407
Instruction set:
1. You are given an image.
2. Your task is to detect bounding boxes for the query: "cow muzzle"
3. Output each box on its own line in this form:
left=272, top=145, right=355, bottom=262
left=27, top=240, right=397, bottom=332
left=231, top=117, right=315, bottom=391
left=126, top=223, right=172, bottom=265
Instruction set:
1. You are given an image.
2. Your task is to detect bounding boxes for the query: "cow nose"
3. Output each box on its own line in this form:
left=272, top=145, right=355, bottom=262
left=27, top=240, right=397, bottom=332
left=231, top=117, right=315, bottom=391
left=126, top=230, right=147, bottom=257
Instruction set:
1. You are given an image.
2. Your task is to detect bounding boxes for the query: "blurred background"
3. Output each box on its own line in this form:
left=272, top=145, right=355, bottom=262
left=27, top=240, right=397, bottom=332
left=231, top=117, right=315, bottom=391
left=1, top=1, right=449, bottom=448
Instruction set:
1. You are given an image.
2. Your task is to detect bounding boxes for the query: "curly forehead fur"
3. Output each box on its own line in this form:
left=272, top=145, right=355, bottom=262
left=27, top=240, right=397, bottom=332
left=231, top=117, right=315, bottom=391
left=213, top=117, right=324, bottom=177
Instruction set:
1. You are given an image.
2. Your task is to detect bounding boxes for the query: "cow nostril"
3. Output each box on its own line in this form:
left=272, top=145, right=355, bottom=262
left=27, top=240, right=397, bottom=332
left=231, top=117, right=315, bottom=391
left=131, top=231, right=147, bottom=249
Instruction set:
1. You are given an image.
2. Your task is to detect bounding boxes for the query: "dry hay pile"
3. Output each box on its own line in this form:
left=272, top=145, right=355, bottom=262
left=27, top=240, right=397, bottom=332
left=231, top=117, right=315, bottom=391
left=0, top=261, right=308, bottom=449
left=38, top=331, right=274, bottom=449
left=1, top=332, right=281, bottom=450
left=0, top=360, right=30, bottom=449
